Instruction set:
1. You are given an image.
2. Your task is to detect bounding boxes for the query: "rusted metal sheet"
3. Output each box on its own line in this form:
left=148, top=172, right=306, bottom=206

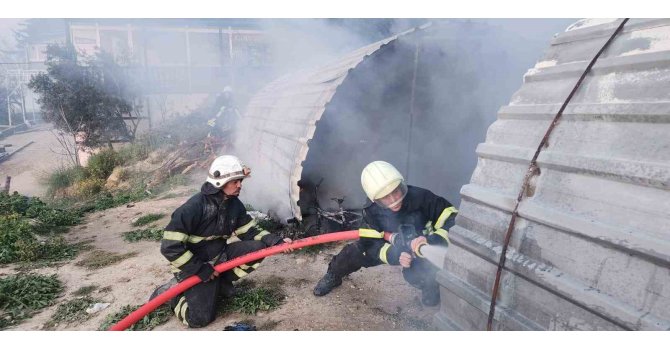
left=435, top=19, right=670, bottom=331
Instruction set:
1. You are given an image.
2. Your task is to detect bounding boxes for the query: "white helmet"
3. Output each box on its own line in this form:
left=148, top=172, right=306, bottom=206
left=361, top=161, right=408, bottom=209
left=206, top=155, right=250, bottom=188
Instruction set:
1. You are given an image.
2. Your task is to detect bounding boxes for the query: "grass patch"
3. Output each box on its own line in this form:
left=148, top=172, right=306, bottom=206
left=123, top=228, right=164, bottom=242
left=43, top=165, right=88, bottom=196
left=151, top=174, right=189, bottom=194
left=72, top=285, right=98, bottom=297
left=132, top=213, right=165, bottom=227
left=221, top=282, right=284, bottom=316
left=43, top=296, right=102, bottom=329
left=89, top=187, right=150, bottom=212
left=258, top=319, right=282, bottom=331
left=0, top=273, right=63, bottom=330
left=98, top=304, right=171, bottom=331
left=75, top=250, right=138, bottom=270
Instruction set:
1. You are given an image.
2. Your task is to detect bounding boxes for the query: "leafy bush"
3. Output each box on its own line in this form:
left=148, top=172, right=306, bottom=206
left=98, top=304, right=171, bottom=331
left=44, top=165, right=88, bottom=195
left=0, top=273, right=63, bottom=329
left=0, top=214, right=37, bottom=263
left=0, top=215, right=83, bottom=265
left=117, top=140, right=153, bottom=164
left=73, top=178, right=105, bottom=198
left=86, top=148, right=121, bottom=180
left=0, top=191, right=31, bottom=216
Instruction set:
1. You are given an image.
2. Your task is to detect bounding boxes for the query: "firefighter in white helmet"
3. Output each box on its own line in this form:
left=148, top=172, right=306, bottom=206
left=313, top=161, right=457, bottom=306
left=151, top=155, right=293, bottom=328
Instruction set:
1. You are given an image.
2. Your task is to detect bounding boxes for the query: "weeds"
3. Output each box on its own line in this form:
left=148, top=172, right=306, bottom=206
left=123, top=228, right=164, bottom=242
left=43, top=165, right=87, bottom=195
left=221, top=281, right=285, bottom=316
left=0, top=193, right=84, bottom=264
left=75, top=250, right=138, bottom=270
left=98, top=304, right=171, bottom=331
left=72, top=285, right=98, bottom=296
left=87, top=148, right=122, bottom=180
left=43, top=296, right=102, bottom=329
left=0, top=273, right=63, bottom=330
left=132, top=213, right=165, bottom=227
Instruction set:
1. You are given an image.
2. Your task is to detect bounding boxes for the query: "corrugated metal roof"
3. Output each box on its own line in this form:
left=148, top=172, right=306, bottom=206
left=234, top=24, right=430, bottom=220
left=435, top=19, right=670, bottom=330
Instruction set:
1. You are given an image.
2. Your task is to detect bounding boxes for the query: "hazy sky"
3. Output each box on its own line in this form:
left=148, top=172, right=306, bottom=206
left=0, top=19, right=24, bottom=46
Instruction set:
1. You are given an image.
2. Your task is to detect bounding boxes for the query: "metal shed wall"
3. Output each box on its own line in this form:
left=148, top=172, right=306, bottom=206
left=435, top=18, right=670, bottom=331
left=233, top=25, right=429, bottom=220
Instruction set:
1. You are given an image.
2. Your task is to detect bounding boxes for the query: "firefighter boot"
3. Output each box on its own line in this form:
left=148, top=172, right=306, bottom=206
left=149, top=277, right=178, bottom=301
left=421, top=279, right=440, bottom=307
left=313, top=272, right=342, bottom=296
left=220, top=279, right=235, bottom=298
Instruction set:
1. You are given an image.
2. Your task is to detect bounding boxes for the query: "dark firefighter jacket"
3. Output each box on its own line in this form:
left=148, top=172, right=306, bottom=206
left=358, top=185, right=457, bottom=266
left=160, top=182, right=283, bottom=281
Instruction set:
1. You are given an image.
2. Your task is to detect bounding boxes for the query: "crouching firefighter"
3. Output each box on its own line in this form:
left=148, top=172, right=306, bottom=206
left=150, top=155, right=293, bottom=328
left=313, top=161, right=457, bottom=306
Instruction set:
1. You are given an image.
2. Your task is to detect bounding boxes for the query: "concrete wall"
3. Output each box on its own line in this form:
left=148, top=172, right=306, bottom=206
left=435, top=18, right=670, bottom=331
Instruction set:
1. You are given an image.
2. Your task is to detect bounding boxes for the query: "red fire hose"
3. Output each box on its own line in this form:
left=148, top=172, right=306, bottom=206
left=109, top=230, right=392, bottom=331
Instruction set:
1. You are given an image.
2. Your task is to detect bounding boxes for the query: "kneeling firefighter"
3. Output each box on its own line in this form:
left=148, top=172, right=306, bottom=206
left=151, top=155, right=293, bottom=328
left=313, top=161, right=457, bottom=306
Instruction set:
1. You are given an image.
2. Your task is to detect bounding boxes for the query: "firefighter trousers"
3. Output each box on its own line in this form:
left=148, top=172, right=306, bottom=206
left=172, top=240, right=266, bottom=328
left=326, top=241, right=439, bottom=291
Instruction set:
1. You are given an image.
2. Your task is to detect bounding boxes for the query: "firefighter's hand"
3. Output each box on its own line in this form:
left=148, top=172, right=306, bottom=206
left=209, top=270, right=220, bottom=281
left=411, top=236, right=427, bottom=255
left=281, top=238, right=294, bottom=253
left=399, top=252, right=413, bottom=268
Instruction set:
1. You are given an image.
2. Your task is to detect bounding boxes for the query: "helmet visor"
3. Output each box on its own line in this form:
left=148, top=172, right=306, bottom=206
left=374, top=182, right=408, bottom=210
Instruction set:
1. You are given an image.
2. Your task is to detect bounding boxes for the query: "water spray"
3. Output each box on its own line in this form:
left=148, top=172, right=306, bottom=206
left=388, top=224, right=448, bottom=268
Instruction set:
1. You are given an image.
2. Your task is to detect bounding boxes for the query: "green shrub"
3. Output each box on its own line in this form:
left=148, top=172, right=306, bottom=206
left=132, top=213, right=165, bottom=227
left=44, top=165, right=88, bottom=195
left=0, top=273, right=63, bottom=329
left=0, top=214, right=84, bottom=265
left=0, top=191, right=31, bottom=216
left=0, top=214, right=38, bottom=264
left=73, top=178, right=105, bottom=197
left=86, top=148, right=121, bottom=180
left=1, top=192, right=82, bottom=264
left=117, top=141, right=152, bottom=164
left=98, top=304, right=171, bottom=331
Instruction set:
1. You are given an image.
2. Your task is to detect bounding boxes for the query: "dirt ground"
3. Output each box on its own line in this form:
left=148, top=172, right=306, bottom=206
left=1, top=187, right=439, bottom=331
left=0, top=126, right=71, bottom=197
